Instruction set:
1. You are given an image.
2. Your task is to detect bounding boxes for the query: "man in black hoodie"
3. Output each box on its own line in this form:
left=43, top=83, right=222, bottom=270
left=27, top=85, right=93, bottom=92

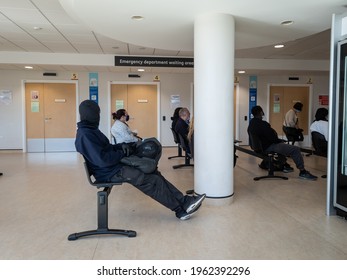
left=248, top=105, right=317, bottom=181
left=75, top=100, right=205, bottom=220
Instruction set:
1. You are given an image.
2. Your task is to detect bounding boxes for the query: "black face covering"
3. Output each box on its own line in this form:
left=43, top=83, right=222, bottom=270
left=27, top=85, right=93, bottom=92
left=79, top=100, right=100, bottom=127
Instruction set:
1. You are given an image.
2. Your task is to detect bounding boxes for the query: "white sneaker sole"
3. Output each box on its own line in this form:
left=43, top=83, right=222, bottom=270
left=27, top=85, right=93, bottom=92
left=186, top=194, right=206, bottom=213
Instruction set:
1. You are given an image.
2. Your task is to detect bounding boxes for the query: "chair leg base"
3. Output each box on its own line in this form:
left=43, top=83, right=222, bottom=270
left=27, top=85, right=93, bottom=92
left=186, top=189, right=194, bottom=195
left=168, top=155, right=185, bottom=159
left=68, top=228, right=137, bottom=240
left=173, top=164, right=194, bottom=169
left=254, top=175, right=288, bottom=181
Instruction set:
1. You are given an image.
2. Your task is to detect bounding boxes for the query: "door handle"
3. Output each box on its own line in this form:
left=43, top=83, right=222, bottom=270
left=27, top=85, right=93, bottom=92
left=44, top=117, right=52, bottom=121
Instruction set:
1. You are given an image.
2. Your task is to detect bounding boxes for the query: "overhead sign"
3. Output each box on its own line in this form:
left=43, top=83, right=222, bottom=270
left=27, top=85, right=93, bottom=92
left=115, top=56, right=194, bottom=68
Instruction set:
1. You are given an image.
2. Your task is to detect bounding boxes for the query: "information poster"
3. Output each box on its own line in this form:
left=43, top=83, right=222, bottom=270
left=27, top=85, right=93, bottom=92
left=249, top=76, right=257, bottom=120
left=89, top=72, right=99, bottom=103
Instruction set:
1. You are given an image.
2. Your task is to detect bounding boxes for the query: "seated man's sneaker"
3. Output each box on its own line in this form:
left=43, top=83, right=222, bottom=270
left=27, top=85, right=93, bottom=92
left=184, top=193, right=206, bottom=214
left=283, top=163, right=294, bottom=173
left=176, top=204, right=202, bottom=220
left=176, top=210, right=192, bottom=220
left=299, top=170, right=318, bottom=181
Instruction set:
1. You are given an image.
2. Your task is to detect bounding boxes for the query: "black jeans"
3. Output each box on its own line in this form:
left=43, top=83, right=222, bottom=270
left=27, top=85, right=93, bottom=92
left=110, top=165, right=186, bottom=211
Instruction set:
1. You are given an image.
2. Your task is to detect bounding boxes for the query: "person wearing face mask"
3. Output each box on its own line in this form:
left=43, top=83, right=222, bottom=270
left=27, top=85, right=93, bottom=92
left=248, top=105, right=317, bottom=180
left=283, top=102, right=304, bottom=143
left=111, top=109, right=141, bottom=144
left=75, top=100, right=206, bottom=220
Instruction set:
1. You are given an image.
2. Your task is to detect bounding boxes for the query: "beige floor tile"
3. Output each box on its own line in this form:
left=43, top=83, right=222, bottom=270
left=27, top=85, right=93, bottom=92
left=0, top=147, right=346, bottom=260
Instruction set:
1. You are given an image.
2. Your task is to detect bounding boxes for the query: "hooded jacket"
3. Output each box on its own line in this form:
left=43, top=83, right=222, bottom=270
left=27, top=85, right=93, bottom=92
left=248, top=117, right=282, bottom=151
left=75, top=100, right=125, bottom=182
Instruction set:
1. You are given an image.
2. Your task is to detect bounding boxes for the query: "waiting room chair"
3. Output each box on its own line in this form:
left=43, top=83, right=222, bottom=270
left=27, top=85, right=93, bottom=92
left=311, top=131, right=327, bottom=178
left=248, top=132, right=288, bottom=181
left=282, top=126, right=304, bottom=145
left=172, top=133, right=194, bottom=169
left=68, top=161, right=137, bottom=240
left=168, top=128, right=185, bottom=159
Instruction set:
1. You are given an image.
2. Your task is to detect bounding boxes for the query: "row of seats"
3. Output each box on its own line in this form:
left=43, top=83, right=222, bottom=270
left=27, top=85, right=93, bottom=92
left=247, top=131, right=327, bottom=181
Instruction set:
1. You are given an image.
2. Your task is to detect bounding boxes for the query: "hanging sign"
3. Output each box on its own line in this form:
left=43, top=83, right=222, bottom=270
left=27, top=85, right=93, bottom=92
left=115, top=56, right=194, bottom=68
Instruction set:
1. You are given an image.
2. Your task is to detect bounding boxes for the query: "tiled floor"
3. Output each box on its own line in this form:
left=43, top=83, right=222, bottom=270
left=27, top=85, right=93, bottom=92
left=0, top=147, right=346, bottom=260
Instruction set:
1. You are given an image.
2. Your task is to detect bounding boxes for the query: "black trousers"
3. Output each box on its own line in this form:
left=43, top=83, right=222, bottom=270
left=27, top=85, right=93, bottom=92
left=111, top=166, right=186, bottom=211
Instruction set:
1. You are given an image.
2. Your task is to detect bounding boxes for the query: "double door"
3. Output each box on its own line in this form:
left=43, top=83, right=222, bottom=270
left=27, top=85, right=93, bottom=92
left=269, top=85, right=310, bottom=138
left=25, top=83, right=77, bottom=152
left=111, top=84, right=158, bottom=139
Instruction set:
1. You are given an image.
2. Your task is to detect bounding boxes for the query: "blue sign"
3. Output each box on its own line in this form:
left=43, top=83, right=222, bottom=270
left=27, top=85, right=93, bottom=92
left=89, top=72, right=99, bottom=104
left=249, top=76, right=257, bottom=121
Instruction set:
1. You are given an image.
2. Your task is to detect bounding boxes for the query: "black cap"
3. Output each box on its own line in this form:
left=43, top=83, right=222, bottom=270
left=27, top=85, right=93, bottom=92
left=293, top=102, right=303, bottom=111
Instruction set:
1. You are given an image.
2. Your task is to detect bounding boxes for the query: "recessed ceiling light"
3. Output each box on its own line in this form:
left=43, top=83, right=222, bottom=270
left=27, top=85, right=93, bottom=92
left=274, top=44, right=284, bottom=48
left=25, top=66, right=33, bottom=69
left=33, top=26, right=42, bottom=30
left=137, top=68, right=145, bottom=72
left=281, top=20, right=294, bottom=26
left=238, top=70, right=246, bottom=74
left=131, top=15, right=144, bottom=21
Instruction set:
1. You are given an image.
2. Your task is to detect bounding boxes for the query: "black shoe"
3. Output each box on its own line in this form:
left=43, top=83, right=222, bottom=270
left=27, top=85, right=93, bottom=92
left=184, top=193, right=206, bottom=214
left=283, top=164, right=294, bottom=173
left=176, top=204, right=202, bottom=220
left=299, top=170, right=318, bottom=181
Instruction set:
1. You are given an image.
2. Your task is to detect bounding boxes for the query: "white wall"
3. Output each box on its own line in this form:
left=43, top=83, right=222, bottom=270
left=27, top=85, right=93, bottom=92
left=0, top=69, right=193, bottom=149
left=0, top=69, right=329, bottom=150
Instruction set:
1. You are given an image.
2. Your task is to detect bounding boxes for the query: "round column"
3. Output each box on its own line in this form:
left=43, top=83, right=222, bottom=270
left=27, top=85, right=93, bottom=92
left=194, top=13, right=235, bottom=205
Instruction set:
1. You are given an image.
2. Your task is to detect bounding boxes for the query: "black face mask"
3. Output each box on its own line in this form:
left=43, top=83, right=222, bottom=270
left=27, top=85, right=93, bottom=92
left=125, top=115, right=130, bottom=122
left=79, top=100, right=100, bottom=127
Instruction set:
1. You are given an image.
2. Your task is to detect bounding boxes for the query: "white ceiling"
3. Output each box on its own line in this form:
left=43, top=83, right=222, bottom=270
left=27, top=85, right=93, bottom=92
left=0, top=0, right=346, bottom=75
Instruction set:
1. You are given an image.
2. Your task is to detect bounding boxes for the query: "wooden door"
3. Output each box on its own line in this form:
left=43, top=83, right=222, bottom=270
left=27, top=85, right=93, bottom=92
left=269, top=85, right=309, bottom=136
left=111, top=84, right=158, bottom=139
left=25, top=83, right=76, bottom=152
left=43, top=83, right=76, bottom=151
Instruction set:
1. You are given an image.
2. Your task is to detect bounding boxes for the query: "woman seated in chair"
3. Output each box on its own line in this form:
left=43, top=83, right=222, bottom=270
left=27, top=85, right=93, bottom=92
left=310, top=107, right=328, bottom=156
left=310, top=108, right=328, bottom=142
left=111, top=109, right=142, bottom=144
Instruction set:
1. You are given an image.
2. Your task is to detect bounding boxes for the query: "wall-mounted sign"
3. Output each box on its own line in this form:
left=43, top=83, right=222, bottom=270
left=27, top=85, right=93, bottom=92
left=31, top=90, right=39, bottom=101
left=170, top=95, right=180, bottom=108
left=319, top=95, right=329, bottom=106
left=0, top=90, right=12, bottom=105
left=55, top=99, right=66, bottom=103
left=89, top=72, right=99, bottom=104
left=249, top=76, right=257, bottom=121
left=115, top=56, right=193, bottom=68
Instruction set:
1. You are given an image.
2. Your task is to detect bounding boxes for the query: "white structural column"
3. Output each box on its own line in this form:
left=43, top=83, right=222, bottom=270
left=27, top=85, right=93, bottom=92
left=194, top=13, right=235, bottom=204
